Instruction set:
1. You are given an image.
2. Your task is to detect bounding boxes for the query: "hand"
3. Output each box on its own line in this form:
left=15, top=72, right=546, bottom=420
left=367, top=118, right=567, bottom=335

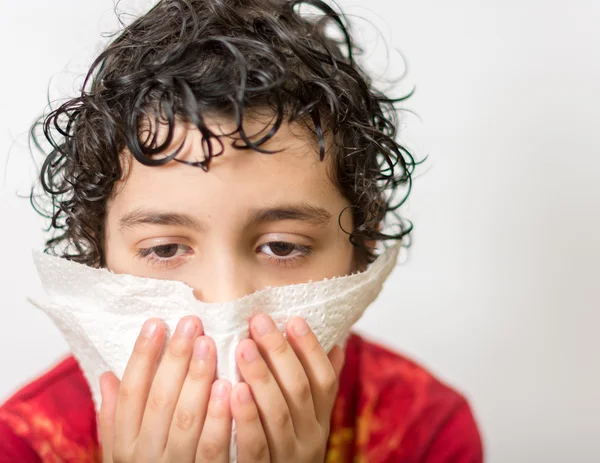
left=98, top=316, right=232, bottom=462
left=231, top=315, right=345, bottom=462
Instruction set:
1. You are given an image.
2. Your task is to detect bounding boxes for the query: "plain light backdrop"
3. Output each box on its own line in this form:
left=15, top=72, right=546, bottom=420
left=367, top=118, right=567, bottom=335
left=1, top=1, right=599, bottom=462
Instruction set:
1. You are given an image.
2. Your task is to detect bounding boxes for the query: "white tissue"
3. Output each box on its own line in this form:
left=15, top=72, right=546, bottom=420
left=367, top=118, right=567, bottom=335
left=30, top=241, right=400, bottom=461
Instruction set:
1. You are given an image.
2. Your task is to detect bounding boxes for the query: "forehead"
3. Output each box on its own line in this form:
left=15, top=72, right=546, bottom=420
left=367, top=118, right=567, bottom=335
left=109, top=117, right=344, bottom=217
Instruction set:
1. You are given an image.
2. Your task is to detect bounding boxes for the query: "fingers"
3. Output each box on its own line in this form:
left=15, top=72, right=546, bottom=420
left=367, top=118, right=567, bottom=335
left=236, top=337, right=295, bottom=460
left=138, top=316, right=203, bottom=454
left=99, top=371, right=120, bottom=463
left=114, top=318, right=165, bottom=452
left=195, top=379, right=232, bottom=463
left=238, top=315, right=344, bottom=461
left=231, top=382, right=270, bottom=463
left=104, top=313, right=338, bottom=463
left=165, top=336, right=217, bottom=461
left=250, top=315, right=316, bottom=434
left=286, top=317, right=344, bottom=426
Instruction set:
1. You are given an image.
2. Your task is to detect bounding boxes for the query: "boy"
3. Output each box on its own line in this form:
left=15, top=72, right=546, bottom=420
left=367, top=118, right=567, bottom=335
left=0, top=0, right=483, bottom=461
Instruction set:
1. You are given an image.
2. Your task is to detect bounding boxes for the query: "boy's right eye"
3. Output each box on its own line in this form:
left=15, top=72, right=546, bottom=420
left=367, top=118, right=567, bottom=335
left=151, top=244, right=180, bottom=258
left=135, top=243, right=193, bottom=268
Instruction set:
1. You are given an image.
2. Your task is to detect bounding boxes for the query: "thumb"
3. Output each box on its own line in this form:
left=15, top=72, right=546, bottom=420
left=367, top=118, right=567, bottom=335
left=98, top=371, right=120, bottom=463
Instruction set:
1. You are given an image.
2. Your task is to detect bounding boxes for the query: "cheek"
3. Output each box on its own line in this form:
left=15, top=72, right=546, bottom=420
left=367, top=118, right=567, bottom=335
left=304, top=241, right=355, bottom=283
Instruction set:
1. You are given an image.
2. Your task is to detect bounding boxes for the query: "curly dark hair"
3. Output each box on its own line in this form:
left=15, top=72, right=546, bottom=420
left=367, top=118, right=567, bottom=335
left=31, top=0, right=423, bottom=268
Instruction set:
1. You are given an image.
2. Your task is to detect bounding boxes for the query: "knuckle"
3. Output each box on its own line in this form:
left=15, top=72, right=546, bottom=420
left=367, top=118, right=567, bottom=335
left=173, top=409, right=197, bottom=432
left=246, top=440, right=269, bottom=460
left=273, top=409, right=292, bottom=430
left=270, top=337, right=289, bottom=357
left=292, top=379, right=312, bottom=403
left=321, top=374, right=339, bottom=398
left=188, top=361, right=212, bottom=382
left=307, top=336, right=323, bottom=354
left=255, top=366, right=272, bottom=386
left=237, top=401, right=260, bottom=423
left=147, top=388, right=172, bottom=412
left=208, top=408, right=228, bottom=422
left=198, top=441, right=224, bottom=461
left=168, top=339, right=191, bottom=359
left=118, top=384, right=135, bottom=402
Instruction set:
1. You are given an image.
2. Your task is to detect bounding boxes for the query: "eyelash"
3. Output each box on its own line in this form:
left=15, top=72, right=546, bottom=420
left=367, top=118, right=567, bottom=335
left=258, top=242, right=313, bottom=268
left=135, top=244, right=192, bottom=269
left=135, top=242, right=313, bottom=269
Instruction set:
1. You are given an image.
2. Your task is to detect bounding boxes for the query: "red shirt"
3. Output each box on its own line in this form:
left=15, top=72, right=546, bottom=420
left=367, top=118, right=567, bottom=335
left=0, top=334, right=483, bottom=462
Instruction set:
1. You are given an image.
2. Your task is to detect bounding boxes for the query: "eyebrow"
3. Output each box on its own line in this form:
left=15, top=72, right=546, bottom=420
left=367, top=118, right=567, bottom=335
left=119, top=210, right=204, bottom=231
left=246, top=203, right=333, bottom=228
left=118, top=203, right=333, bottom=231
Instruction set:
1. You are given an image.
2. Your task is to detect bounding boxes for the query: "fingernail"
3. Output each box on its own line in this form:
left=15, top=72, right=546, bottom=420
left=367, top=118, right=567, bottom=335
left=141, top=319, right=159, bottom=338
left=242, top=342, right=259, bottom=363
left=237, top=385, right=252, bottom=404
left=292, top=318, right=309, bottom=336
left=193, top=338, right=210, bottom=360
left=176, top=317, right=198, bottom=339
left=253, top=314, right=274, bottom=336
left=212, top=380, right=230, bottom=400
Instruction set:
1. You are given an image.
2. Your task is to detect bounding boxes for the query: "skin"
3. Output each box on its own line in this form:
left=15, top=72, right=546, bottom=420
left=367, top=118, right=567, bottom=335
left=98, top=116, right=357, bottom=462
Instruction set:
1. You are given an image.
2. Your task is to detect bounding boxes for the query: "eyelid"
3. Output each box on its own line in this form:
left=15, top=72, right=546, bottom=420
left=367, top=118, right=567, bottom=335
left=136, top=236, right=192, bottom=248
left=255, top=232, right=314, bottom=246
left=135, top=243, right=193, bottom=269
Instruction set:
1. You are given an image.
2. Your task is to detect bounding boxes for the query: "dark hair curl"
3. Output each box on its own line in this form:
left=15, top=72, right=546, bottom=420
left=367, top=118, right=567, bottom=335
left=31, top=0, right=423, bottom=268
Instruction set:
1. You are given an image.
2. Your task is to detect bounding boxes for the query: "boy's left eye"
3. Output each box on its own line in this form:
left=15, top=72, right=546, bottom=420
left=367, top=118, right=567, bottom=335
left=258, top=241, right=312, bottom=259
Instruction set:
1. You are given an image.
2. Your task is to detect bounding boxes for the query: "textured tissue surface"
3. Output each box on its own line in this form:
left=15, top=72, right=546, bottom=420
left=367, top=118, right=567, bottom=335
left=30, top=242, right=400, bottom=461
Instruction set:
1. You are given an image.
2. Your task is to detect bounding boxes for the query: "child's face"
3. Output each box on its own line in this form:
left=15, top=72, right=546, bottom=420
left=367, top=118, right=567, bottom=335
left=103, top=116, right=356, bottom=302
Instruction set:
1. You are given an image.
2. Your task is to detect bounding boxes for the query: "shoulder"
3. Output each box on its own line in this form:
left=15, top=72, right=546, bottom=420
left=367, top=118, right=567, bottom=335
left=338, top=334, right=484, bottom=462
left=2, top=356, right=87, bottom=407
left=0, top=356, right=99, bottom=462
left=0, top=419, right=41, bottom=463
